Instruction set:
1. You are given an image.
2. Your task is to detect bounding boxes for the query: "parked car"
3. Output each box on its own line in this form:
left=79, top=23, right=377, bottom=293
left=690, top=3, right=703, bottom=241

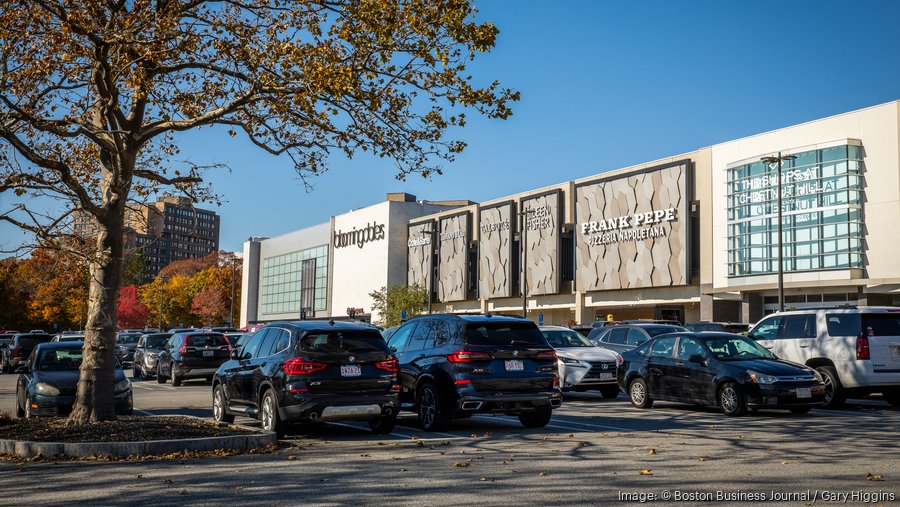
left=208, top=327, right=239, bottom=333
left=132, top=333, right=173, bottom=379
left=748, top=307, right=900, bottom=408
left=212, top=321, right=400, bottom=437
left=723, top=323, right=751, bottom=334
left=224, top=332, right=246, bottom=348
left=51, top=334, right=85, bottom=342
left=540, top=326, right=620, bottom=398
left=618, top=332, right=826, bottom=416
left=156, top=332, right=231, bottom=386
left=115, top=331, right=143, bottom=363
left=684, top=322, right=727, bottom=333
left=622, top=319, right=682, bottom=326
left=3, top=332, right=53, bottom=373
left=16, top=342, right=132, bottom=417
left=588, top=324, right=687, bottom=354
left=387, top=314, right=562, bottom=431
left=381, top=326, right=400, bottom=342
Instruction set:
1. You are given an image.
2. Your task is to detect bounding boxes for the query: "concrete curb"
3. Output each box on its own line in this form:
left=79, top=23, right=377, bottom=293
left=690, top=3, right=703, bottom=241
left=0, top=416, right=276, bottom=459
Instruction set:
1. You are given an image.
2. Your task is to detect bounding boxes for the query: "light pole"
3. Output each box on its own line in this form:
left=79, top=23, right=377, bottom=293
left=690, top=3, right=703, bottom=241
left=518, top=207, right=535, bottom=319
left=229, top=253, right=236, bottom=326
left=760, top=152, right=795, bottom=313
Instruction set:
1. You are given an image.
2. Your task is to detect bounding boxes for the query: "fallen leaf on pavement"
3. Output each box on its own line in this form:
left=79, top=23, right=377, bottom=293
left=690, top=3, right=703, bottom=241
left=538, top=472, right=546, bottom=477
left=453, top=462, right=470, bottom=468
left=648, top=449, right=657, bottom=455
left=287, top=456, right=297, bottom=461
left=639, top=470, right=653, bottom=475
left=866, top=473, right=884, bottom=481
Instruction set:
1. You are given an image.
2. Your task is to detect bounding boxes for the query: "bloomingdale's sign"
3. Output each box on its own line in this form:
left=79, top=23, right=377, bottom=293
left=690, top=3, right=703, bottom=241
left=580, top=208, right=678, bottom=246
left=333, top=222, right=385, bottom=249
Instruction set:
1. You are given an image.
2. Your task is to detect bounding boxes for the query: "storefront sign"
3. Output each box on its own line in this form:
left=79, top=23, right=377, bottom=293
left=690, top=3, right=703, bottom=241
left=438, top=213, right=469, bottom=302
left=407, top=222, right=433, bottom=292
left=333, top=222, right=385, bottom=249
left=575, top=161, right=690, bottom=291
left=520, top=191, right=561, bottom=296
left=478, top=203, right=514, bottom=299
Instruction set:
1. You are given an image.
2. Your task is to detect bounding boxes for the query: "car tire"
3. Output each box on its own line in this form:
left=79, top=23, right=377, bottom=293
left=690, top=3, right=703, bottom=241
left=719, top=383, right=747, bottom=417
left=133, top=362, right=142, bottom=380
left=156, top=364, right=166, bottom=384
left=213, top=384, right=235, bottom=424
left=789, top=406, right=812, bottom=415
left=170, top=363, right=182, bottom=386
left=417, top=383, right=451, bottom=431
left=815, top=365, right=846, bottom=409
left=260, top=389, right=286, bottom=438
left=518, top=407, right=552, bottom=428
left=628, top=377, right=653, bottom=409
left=15, top=391, right=24, bottom=418
left=23, top=395, right=32, bottom=418
left=599, top=385, right=620, bottom=399
left=882, top=389, right=900, bottom=408
left=368, top=414, right=397, bottom=434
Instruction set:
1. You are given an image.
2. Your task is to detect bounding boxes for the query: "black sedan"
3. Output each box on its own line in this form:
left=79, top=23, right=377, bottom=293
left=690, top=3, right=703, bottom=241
left=617, top=332, right=826, bottom=416
left=16, top=342, right=133, bottom=418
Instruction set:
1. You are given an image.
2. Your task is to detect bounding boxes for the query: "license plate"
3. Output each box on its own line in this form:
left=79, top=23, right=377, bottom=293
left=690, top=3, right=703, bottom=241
left=202, top=350, right=214, bottom=357
left=340, top=365, right=362, bottom=377
left=796, top=387, right=811, bottom=399
left=597, top=372, right=614, bottom=381
left=504, top=360, right=524, bottom=371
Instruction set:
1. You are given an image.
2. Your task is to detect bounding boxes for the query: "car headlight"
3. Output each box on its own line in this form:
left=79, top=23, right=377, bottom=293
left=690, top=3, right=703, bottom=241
left=35, top=382, right=60, bottom=396
left=114, top=379, right=131, bottom=393
left=810, top=369, right=823, bottom=383
left=748, top=370, right=778, bottom=384
left=558, top=356, right=582, bottom=365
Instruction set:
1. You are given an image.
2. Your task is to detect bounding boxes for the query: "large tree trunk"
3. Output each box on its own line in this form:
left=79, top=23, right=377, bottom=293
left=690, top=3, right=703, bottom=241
left=68, top=151, right=130, bottom=424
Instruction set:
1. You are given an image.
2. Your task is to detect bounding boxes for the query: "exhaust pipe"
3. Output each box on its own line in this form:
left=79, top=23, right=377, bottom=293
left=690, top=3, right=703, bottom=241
left=383, top=407, right=395, bottom=417
left=309, top=411, right=320, bottom=420
left=550, top=398, right=562, bottom=408
left=461, top=401, right=483, bottom=411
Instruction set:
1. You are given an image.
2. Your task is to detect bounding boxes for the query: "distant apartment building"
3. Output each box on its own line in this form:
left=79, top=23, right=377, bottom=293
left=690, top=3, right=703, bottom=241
left=73, top=195, right=221, bottom=279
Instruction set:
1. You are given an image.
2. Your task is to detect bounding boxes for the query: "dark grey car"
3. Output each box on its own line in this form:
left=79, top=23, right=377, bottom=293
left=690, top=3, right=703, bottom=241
left=132, top=333, right=172, bottom=379
left=115, top=331, right=143, bottom=363
left=588, top=324, right=687, bottom=354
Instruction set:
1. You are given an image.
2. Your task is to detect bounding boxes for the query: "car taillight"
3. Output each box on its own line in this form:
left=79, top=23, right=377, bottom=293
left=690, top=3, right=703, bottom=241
left=283, top=357, right=327, bottom=375
left=553, top=374, right=559, bottom=389
left=535, top=350, right=557, bottom=361
left=857, top=335, right=870, bottom=360
left=447, top=350, right=493, bottom=363
left=178, top=341, right=187, bottom=354
left=11, top=347, right=22, bottom=358
left=375, top=358, right=399, bottom=373
left=454, top=379, right=472, bottom=385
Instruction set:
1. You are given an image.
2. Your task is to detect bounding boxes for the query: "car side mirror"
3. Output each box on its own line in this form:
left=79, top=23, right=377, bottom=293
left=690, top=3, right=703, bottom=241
left=688, top=354, right=707, bottom=365
left=15, top=365, right=29, bottom=374
left=230, top=349, right=240, bottom=360
left=390, top=346, right=398, bottom=354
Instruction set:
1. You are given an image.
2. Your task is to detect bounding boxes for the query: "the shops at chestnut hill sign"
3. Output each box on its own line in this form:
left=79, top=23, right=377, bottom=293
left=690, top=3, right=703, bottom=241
left=333, top=222, right=385, bottom=249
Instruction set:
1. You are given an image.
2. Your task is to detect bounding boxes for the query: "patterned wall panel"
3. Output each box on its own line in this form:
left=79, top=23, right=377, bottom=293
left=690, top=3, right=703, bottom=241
left=478, top=203, right=513, bottom=298
left=575, top=161, right=690, bottom=291
left=438, top=213, right=469, bottom=302
left=407, top=222, right=433, bottom=292
left=522, top=191, right=560, bottom=296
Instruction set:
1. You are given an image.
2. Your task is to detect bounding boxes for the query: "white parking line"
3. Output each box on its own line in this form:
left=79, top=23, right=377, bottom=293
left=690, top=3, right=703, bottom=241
left=472, top=414, right=635, bottom=433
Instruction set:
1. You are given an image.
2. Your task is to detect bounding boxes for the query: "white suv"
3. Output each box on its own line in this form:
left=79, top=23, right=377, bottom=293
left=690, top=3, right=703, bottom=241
left=748, top=307, right=900, bottom=408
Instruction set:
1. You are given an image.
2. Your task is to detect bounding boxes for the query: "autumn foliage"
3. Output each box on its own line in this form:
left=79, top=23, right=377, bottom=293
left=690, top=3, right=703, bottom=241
left=117, top=285, right=149, bottom=329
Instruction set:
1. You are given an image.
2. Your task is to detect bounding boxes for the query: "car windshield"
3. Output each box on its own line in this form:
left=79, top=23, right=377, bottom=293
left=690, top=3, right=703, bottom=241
left=542, top=330, right=595, bottom=348
left=703, top=335, right=775, bottom=361
left=19, top=336, right=52, bottom=348
left=144, top=335, right=170, bottom=349
left=37, top=348, right=83, bottom=371
left=645, top=326, right=686, bottom=337
left=299, top=331, right=389, bottom=354
left=465, top=322, right=549, bottom=347
left=117, top=334, right=141, bottom=344
left=185, top=334, right=229, bottom=347
left=688, top=323, right=726, bottom=332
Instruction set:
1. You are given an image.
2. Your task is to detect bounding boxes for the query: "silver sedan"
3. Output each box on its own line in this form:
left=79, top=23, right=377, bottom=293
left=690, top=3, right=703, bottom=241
left=540, top=326, right=621, bottom=398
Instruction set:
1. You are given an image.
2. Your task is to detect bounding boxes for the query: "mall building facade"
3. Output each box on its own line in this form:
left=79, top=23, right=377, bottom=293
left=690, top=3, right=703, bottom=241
left=241, top=100, right=900, bottom=327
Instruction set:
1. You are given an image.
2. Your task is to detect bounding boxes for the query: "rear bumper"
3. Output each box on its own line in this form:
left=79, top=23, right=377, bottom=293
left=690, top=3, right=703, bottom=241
left=746, top=383, right=826, bottom=408
left=30, top=390, right=133, bottom=417
left=173, top=366, right=218, bottom=379
left=835, top=361, right=900, bottom=390
left=279, top=392, right=399, bottom=422
left=455, top=390, right=563, bottom=415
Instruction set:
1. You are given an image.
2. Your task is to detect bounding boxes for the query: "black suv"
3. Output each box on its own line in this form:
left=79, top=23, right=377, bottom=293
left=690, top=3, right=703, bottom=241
left=156, top=332, right=231, bottom=385
left=3, top=333, right=53, bottom=373
left=212, top=321, right=399, bottom=437
left=388, top=314, right=562, bottom=431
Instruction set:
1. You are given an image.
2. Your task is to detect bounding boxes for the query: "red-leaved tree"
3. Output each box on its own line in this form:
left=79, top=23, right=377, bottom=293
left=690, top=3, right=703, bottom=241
left=117, top=285, right=149, bottom=329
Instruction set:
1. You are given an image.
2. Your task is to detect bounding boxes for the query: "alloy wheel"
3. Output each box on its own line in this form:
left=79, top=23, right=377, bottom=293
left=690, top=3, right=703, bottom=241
left=213, top=388, right=225, bottom=421
left=821, top=373, right=834, bottom=405
left=721, top=386, right=739, bottom=413
left=630, top=381, right=645, bottom=405
left=261, top=394, right=274, bottom=430
left=419, top=388, right=436, bottom=429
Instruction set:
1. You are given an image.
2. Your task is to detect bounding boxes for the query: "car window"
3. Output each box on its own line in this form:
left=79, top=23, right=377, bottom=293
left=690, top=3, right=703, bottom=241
left=432, top=320, right=451, bottom=345
left=464, top=322, right=549, bottom=347
left=543, top=330, right=595, bottom=348
left=186, top=334, right=228, bottom=348
left=243, top=329, right=269, bottom=358
left=863, top=314, right=900, bottom=337
left=387, top=323, right=417, bottom=353
left=704, top=335, right=775, bottom=361
left=272, top=330, right=291, bottom=354
left=825, top=314, right=859, bottom=336
left=299, top=330, right=389, bottom=354
left=749, top=316, right=782, bottom=340
left=37, top=348, right=84, bottom=371
left=117, top=334, right=141, bottom=344
left=645, top=326, right=686, bottom=337
left=406, top=320, right=434, bottom=352
left=675, top=337, right=706, bottom=360
left=649, top=337, right=676, bottom=358
left=625, top=328, right=647, bottom=346
left=17, top=336, right=52, bottom=348
left=604, top=328, right=627, bottom=344
left=256, top=329, right=280, bottom=357
left=782, top=315, right=817, bottom=339
left=144, top=335, right=171, bottom=349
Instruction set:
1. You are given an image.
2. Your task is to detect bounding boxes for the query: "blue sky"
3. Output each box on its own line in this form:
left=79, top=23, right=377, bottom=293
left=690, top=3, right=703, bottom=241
left=2, top=0, right=899, bottom=254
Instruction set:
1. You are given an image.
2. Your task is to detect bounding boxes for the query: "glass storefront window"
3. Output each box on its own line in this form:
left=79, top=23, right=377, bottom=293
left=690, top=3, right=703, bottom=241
left=726, top=145, right=864, bottom=277
left=261, top=245, right=329, bottom=314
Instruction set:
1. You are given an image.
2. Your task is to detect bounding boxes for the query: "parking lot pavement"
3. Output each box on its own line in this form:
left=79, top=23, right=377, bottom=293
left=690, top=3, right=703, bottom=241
left=2, top=373, right=899, bottom=505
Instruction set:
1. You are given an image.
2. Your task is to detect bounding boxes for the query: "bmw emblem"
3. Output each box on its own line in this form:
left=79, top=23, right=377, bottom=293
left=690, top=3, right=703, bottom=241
left=601, top=363, right=609, bottom=370
left=348, top=356, right=356, bottom=363
left=513, top=350, right=519, bottom=357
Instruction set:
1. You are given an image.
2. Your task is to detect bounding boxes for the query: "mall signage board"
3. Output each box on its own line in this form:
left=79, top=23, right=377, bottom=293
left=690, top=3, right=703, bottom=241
left=407, top=221, right=434, bottom=293
left=438, top=212, right=470, bottom=302
left=575, top=160, right=691, bottom=291
left=478, top=202, right=514, bottom=299
left=521, top=190, right=561, bottom=296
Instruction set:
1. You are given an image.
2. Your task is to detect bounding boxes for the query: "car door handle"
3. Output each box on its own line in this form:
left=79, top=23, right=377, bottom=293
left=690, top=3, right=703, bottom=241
left=675, top=361, right=685, bottom=367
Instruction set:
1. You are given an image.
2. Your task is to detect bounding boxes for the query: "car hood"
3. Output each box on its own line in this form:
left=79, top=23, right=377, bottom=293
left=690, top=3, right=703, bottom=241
left=721, top=359, right=812, bottom=376
left=34, top=369, right=126, bottom=389
left=556, top=347, right=619, bottom=362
